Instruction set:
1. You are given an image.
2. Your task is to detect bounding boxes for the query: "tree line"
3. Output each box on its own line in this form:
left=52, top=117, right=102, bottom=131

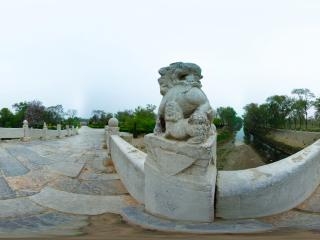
left=89, top=104, right=157, bottom=137
left=243, top=88, right=320, bottom=132
left=214, top=106, right=243, bottom=131
left=89, top=104, right=243, bottom=139
left=0, top=100, right=80, bottom=129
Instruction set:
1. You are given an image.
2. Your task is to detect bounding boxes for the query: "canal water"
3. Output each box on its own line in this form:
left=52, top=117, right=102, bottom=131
left=234, top=128, right=289, bottom=164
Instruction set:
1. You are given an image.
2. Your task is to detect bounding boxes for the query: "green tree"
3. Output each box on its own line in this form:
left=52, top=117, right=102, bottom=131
left=115, top=104, right=156, bottom=137
left=65, top=109, right=80, bottom=127
left=291, top=99, right=305, bottom=129
left=44, top=105, right=64, bottom=126
left=216, top=106, right=242, bottom=130
left=89, top=110, right=113, bottom=128
left=12, top=101, right=28, bottom=127
left=133, top=104, right=156, bottom=136
left=314, top=98, right=320, bottom=127
left=258, top=103, right=270, bottom=128
left=0, top=108, right=14, bottom=127
left=243, top=103, right=263, bottom=132
left=25, top=100, right=46, bottom=128
left=266, top=95, right=292, bottom=128
left=213, top=118, right=224, bottom=128
left=115, top=110, right=134, bottom=132
left=291, top=88, right=315, bottom=129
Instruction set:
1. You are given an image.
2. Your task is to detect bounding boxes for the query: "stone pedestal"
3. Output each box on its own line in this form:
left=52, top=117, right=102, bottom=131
left=144, top=133, right=217, bottom=222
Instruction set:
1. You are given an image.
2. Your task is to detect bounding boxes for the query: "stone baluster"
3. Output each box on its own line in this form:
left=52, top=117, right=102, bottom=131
left=104, top=125, right=109, bottom=144
left=106, top=118, right=119, bottom=157
left=57, top=124, right=62, bottom=138
left=71, top=126, right=75, bottom=136
left=66, top=125, right=70, bottom=137
left=42, top=122, right=48, bottom=140
left=21, top=120, right=30, bottom=141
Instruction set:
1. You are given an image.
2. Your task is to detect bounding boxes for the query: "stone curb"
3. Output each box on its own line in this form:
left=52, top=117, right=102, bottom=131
left=121, top=206, right=275, bottom=234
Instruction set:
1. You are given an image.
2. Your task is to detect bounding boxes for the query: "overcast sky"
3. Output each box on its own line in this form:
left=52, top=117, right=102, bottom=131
left=1, top=0, right=320, bottom=118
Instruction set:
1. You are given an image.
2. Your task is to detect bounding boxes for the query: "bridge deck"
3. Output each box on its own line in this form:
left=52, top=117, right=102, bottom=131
left=0, top=126, right=135, bottom=238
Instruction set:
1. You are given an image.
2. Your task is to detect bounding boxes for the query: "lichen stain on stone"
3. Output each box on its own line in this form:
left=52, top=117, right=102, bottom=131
left=128, top=149, right=138, bottom=154
left=250, top=169, right=272, bottom=181
left=291, top=155, right=304, bottom=163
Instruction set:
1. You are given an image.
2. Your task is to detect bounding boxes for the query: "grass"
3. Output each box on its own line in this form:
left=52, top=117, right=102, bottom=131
left=217, top=128, right=234, bottom=144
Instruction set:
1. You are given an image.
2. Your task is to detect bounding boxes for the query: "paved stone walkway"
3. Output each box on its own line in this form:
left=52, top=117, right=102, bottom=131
left=0, top=127, right=133, bottom=237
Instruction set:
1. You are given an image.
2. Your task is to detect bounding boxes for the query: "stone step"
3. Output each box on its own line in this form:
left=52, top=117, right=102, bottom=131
left=122, top=206, right=274, bottom=234
left=29, top=186, right=130, bottom=215
left=46, top=161, right=85, bottom=178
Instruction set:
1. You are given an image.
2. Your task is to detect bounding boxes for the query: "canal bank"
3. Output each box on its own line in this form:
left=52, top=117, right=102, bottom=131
left=247, top=128, right=320, bottom=155
left=216, top=127, right=320, bottom=171
left=217, top=128, right=265, bottom=170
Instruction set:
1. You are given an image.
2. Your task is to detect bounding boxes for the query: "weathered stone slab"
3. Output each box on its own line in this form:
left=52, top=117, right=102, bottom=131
left=48, top=177, right=80, bottom=192
left=0, top=148, right=29, bottom=177
left=46, top=161, right=85, bottom=177
left=0, top=212, right=87, bottom=237
left=76, top=179, right=128, bottom=195
left=79, top=171, right=120, bottom=181
left=6, top=169, right=58, bottom=192
left=29, top=187, right=129, bottom=215
left=5, top=146, right=54, bottom=167
left=0, top=177, right=15, bottom=199
left=89, top=153, right=108, bottom=171
left=49, top=177, right=128, bottom=195
left=0, top=197, right=45, bottom=218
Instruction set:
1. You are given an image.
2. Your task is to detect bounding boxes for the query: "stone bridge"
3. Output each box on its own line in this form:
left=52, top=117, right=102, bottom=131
left=0, top=126, right=136, bottom=237
left=2, top=125, right=320, bottom=236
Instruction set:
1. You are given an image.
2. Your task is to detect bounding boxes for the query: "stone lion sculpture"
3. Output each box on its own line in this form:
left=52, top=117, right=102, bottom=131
left=154, top=62, right=215, bottom=144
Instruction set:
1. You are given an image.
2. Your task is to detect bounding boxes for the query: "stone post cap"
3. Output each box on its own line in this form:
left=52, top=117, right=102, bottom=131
left=43, top=122, right=47, bottom=128
left=23, top=120, right=28, bottom=125
left=108, top=118, right=119, bottom=127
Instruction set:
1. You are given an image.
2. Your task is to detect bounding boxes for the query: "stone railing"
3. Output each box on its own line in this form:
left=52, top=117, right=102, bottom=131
left=106, top=117, right=320, bottom=221
left=0, top=120, right=79, bottom=141
left=105, top=119, right=145, bottom=203
left=215, top=139, right=320, bottom=219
